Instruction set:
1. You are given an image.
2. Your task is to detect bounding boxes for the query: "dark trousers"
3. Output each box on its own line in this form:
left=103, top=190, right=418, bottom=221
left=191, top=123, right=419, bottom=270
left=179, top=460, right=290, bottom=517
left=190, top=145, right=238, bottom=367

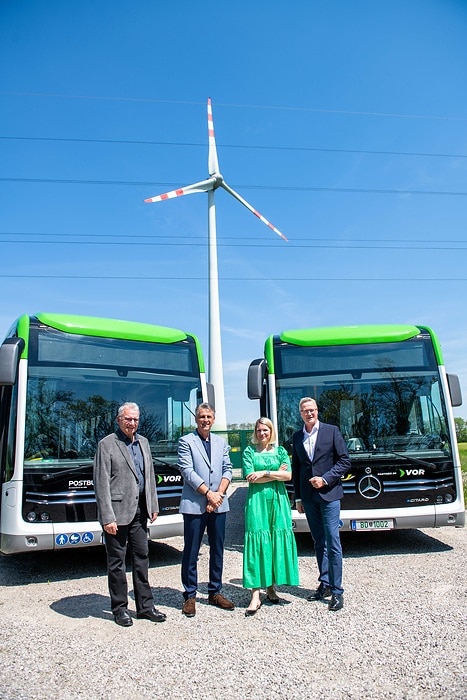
left=104, top=502, right=154, bottom=614
left=181, top=511, right=226, bottom=600
left=303, top=490, right=344, bottom=595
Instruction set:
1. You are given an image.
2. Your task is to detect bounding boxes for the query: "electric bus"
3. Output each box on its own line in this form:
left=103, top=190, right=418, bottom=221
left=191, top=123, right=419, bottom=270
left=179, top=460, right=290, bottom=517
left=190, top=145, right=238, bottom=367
left=0, top=313, right=213, bottom=554
left=247, top=324, right=465, bottom=532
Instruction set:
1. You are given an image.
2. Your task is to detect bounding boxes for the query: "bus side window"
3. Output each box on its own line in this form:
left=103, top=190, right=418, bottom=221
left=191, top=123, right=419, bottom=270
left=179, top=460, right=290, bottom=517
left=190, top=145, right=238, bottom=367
left=0, top=383, right=18, bottom=484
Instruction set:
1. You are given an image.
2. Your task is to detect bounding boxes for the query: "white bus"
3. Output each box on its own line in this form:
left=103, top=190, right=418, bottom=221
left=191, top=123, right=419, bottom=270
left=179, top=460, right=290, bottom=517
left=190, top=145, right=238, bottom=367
left=248, top=324, right=465, bottom=532
left=0, top=313, right=213, bottom=554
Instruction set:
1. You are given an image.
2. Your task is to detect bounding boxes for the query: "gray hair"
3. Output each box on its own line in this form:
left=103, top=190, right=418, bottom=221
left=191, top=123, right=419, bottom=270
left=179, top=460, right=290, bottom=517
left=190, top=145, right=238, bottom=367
left=117, top=402, right=140, bottom=417
left=195, top=402, right=215, bottom=418
left=299, top=397, right=317, bottom=411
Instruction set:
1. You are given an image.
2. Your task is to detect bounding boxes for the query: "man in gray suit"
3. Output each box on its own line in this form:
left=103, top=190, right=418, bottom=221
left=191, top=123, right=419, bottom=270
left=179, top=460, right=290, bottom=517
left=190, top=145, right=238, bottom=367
left=94, top=402, right=166, bottom=627
left=177, top=403, right=234, bottom=617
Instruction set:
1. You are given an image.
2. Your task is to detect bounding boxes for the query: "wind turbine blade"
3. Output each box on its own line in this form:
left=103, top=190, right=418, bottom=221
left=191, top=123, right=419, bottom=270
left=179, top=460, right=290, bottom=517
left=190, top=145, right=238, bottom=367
left=144, top=177, right=215, bottom=203
left=207, top=98, right=220, bottom=176
left=221, top=181, right=288, bottom=241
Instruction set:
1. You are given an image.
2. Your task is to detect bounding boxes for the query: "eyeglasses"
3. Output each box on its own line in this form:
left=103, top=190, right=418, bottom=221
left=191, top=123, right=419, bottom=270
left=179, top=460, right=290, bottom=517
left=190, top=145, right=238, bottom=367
left=120, top=417, right=139, bottom=423
left=300, top=409, right=317, bottom=414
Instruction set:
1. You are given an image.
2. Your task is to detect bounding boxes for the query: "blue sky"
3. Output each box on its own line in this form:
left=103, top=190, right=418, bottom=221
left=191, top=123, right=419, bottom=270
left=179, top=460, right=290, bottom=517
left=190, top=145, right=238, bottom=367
left=1, top=0, right=467, bottom=424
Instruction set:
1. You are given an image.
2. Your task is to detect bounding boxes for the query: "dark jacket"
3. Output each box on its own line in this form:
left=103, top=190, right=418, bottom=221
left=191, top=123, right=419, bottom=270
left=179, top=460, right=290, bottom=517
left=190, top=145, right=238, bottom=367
left=291, top=422, right=350, bottom=502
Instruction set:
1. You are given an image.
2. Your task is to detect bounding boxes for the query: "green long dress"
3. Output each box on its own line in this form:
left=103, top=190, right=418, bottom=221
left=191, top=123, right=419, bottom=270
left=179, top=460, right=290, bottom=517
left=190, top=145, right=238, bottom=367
left=242, top=445, right=299, bottom=589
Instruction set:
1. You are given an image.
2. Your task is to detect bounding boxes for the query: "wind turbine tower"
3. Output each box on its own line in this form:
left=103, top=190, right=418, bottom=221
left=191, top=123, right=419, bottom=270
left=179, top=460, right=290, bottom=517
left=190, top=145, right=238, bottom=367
left=145, top=98, right=287, bottom=430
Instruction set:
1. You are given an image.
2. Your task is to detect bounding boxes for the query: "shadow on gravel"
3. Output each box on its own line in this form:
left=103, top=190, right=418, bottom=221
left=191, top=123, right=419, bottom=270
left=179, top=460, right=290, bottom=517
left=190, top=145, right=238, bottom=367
left=339, top=529, right=453, bottom=557
left=50, top=593, right=113, bottom=620
left=49, top=579, right=249, bottom=619
left=0, top=539, right=183, bottom=587
left=0, top=547, right=107, bottom=586
left=49, top=586, right=188, bottom=619
left=294, top=526, right=453, bottom=558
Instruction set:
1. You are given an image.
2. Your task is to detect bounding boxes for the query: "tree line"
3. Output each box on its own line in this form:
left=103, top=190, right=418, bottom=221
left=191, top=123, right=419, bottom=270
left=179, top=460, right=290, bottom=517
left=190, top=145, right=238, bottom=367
left=454, top=418, right=467, bottom=443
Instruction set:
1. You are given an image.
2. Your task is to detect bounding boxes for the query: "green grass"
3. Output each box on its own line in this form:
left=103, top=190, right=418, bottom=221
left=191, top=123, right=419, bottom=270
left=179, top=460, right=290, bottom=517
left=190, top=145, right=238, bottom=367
left=458, top=442, right=467, bottom=503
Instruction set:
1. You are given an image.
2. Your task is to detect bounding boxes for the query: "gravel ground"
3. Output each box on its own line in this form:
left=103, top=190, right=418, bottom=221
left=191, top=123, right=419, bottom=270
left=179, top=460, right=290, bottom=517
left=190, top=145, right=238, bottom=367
left=0, top=483, right=465, bottom=700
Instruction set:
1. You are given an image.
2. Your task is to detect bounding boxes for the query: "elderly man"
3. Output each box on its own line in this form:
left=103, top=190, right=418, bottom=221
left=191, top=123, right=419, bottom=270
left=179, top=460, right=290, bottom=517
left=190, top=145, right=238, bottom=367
left=94, top=402, right=166, bottom=626
left=177, top=403, right=234, bottom=617
left=292, top=397, right=350, bottom=611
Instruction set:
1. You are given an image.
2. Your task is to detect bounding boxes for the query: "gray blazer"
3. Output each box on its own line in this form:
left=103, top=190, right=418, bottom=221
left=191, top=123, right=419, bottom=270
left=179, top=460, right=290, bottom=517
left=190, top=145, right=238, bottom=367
left=177, top=431, right=232, bottom=515
left=93, top=431, right=159, bottom=526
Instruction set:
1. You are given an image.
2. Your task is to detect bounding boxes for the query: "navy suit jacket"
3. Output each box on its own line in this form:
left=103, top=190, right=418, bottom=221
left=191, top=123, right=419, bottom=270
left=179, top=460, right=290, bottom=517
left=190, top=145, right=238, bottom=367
left=291, top=422, right=350, bottom=503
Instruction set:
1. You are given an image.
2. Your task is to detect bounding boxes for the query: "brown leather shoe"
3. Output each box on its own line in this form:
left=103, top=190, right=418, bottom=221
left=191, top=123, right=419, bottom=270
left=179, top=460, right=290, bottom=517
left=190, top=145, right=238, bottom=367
left=182, top=597, right=196, bottom=617
left=208, top=592, right=235, bottom=610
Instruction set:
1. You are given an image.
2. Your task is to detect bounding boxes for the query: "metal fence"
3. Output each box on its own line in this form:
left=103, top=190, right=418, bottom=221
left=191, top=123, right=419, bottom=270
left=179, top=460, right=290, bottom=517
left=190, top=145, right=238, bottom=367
left=212, top=428, right=253, bottom=480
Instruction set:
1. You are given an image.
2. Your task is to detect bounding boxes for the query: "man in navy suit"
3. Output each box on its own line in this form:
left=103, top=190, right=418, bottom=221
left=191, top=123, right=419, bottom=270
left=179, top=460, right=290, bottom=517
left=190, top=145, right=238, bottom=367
left=292, top=397, right=350, bottom=611
left=177, top=403, right=234, bottom=617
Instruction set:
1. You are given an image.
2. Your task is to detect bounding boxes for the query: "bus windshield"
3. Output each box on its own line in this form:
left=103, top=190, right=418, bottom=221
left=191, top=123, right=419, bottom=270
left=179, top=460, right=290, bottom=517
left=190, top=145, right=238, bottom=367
left=275, top=337, right=451, bottom=462
left=24, top=326, right=201, bottom=469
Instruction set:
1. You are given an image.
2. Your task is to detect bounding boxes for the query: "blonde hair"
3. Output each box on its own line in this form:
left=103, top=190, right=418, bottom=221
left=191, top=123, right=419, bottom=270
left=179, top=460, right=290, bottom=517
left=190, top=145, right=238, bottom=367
left=251, top=417, right=276, bottom=445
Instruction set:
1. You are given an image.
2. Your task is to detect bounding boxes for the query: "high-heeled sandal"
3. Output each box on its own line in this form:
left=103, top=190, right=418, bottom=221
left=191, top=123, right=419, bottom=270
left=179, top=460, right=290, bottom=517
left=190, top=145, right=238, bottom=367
left=245, top=601, right=262, bottom=616
left=266, top=588, right=280, bottom=604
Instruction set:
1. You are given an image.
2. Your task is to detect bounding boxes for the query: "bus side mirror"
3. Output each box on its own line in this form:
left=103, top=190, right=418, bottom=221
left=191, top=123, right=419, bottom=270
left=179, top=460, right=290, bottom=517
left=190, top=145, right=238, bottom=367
left=0, top=338, right=25, bottom=386
left=447, top=373, right=462, bottom=407
left=206, top=382, right=216, bottom=409
left=247, top=359, right=266, bottom=400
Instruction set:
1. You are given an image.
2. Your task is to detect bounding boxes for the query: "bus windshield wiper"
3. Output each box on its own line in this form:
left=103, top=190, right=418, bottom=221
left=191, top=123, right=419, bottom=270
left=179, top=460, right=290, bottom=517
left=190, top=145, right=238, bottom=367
left=41, top=463, right=93, bottom=482
left=374, top=449, right=436, bottom=471
left=152, top=456, right=177, bottom=468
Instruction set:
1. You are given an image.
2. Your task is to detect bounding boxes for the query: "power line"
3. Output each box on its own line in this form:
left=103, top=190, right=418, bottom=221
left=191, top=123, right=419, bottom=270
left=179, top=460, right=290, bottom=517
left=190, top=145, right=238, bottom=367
left=1, top=92, right=465, bottom=121
left=0, top=274, right=465, bottom=281
left=0, top=238, right=465, bottom=251
left=1, top=176, right=466, bottom=196
left=1, top=135, right=466, bottom=160
left=0, top=231, right=466, bottom=244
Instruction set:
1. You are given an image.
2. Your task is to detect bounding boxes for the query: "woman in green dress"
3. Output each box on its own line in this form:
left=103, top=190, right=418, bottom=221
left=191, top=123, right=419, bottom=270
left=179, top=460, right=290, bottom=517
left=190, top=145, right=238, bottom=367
left=243, top=417, right=299, bottom=615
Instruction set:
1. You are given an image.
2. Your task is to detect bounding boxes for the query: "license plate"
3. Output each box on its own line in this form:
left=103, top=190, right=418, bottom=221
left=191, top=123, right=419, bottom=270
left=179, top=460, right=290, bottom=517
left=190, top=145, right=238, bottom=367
left=351, top=519, right=394, bottom=531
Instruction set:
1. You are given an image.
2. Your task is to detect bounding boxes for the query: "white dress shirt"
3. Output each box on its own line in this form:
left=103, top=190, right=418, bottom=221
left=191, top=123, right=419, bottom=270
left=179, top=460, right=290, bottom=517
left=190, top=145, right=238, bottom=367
left=303, top=420, right=320, bottom=461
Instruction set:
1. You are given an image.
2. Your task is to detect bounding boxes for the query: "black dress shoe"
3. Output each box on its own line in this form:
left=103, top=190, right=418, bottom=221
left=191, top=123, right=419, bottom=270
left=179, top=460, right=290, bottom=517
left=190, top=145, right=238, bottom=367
left=137, top=607, right=167, bottom=623
left=328, top=594, right=344, bottom=611
left=307, top=583, right=331, bottom=601
left=114, top=610, right=133, bottom=627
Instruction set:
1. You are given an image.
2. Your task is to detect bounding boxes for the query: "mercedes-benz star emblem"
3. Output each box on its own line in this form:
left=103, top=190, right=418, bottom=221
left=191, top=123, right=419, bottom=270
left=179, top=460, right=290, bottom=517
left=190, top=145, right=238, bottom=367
left=358, top=474, right=382, bottom=499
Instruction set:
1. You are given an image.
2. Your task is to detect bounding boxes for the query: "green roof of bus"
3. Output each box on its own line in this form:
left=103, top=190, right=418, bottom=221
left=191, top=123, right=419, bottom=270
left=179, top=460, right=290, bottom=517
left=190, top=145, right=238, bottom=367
left=13, top=313, right=205, bottom=371
left=264, top=324, right=443, bottom=374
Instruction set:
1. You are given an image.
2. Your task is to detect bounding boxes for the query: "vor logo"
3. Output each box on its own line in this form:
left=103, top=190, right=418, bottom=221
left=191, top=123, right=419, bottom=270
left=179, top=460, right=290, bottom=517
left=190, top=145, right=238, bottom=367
left=399, top=468, right=425, bottom=478
left=157, top=474, right=182, bottom=485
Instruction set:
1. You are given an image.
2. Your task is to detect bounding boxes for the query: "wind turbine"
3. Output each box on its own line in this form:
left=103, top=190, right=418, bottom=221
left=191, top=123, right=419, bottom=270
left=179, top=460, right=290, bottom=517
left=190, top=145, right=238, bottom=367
left=145, top=98, right=287, bottom=430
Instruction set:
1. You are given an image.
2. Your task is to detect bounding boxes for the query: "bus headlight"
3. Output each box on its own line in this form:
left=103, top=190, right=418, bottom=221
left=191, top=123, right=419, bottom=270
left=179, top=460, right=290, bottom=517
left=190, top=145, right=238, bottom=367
left=40, top=512, right=50, bottom=522
left=445, top=493, right=453, bottom=503
left=26, top=511, right=37, bottom=522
